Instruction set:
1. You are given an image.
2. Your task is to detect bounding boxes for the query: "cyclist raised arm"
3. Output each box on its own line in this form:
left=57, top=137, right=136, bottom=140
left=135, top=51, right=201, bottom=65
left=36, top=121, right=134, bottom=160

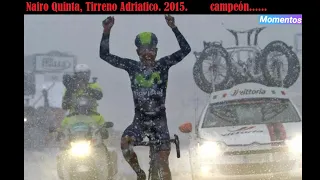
left=100, top=15, right=191, bottom=70
left=158, top=14, right=192, bottom=68
left=100, top=16, right=139, bottom=71
left=99, top=15, right=191, bottom=180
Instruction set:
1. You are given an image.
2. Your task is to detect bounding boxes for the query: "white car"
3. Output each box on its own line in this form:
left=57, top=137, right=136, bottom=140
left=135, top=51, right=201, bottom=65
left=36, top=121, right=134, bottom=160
left=179, top=83, right=302, bottom=180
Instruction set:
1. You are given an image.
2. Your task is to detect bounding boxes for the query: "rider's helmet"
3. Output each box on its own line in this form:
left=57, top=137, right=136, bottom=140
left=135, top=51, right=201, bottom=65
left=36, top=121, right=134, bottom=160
left=74, top=64, right=91, bottom=83
left=135, top=32, right=158, bottom=64
left=135, top=32, right=158, bottom=48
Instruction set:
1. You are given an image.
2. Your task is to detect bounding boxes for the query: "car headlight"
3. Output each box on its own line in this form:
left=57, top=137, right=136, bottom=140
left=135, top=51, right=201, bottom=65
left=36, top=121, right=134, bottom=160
left=286, top=134, right=302, bottom=154
left=70, top=141, right=91, bottom=157
left=197, top=141, right=224, bottom=158
left=200, top=166, right=211, bottom=177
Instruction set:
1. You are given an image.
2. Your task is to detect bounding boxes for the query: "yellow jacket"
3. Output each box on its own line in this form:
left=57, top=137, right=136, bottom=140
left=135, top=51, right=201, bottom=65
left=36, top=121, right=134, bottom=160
left=62, top=82, right=103, bottom=114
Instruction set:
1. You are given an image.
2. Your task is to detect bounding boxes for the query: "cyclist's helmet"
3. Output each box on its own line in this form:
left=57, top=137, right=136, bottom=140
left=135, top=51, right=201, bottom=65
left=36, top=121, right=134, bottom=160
left=74, top=64, right=91, bottom=82
left=135, top=32, right=158, bottom=48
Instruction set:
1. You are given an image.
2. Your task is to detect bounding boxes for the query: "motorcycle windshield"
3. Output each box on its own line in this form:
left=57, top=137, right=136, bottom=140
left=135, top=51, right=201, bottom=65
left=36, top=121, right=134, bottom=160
left=70, top=122, right=90, bottom=132
left=69, top=122, right=91, bottom=140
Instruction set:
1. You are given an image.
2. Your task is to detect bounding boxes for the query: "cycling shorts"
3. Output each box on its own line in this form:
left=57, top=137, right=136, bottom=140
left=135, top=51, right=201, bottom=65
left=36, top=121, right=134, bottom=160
left=122, top=111, right=171, bottom=151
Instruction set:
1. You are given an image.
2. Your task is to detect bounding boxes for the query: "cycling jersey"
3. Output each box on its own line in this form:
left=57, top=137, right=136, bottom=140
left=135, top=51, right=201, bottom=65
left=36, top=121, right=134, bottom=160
left=99, top=27, right=191, bottom=112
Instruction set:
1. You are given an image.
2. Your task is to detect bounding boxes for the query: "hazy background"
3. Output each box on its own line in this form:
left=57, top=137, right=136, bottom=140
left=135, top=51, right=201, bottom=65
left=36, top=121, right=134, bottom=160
left=24, top=15, right=302, bottom=132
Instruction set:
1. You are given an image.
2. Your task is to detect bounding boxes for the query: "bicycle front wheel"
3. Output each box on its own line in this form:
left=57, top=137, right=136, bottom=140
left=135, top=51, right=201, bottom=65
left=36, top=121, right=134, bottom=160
left=148, top=146, right=168, bottom=180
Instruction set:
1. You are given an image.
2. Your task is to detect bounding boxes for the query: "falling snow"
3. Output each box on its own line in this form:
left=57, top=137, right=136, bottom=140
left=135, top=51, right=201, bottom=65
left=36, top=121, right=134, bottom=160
left=25, top=15, right=301, bottom=180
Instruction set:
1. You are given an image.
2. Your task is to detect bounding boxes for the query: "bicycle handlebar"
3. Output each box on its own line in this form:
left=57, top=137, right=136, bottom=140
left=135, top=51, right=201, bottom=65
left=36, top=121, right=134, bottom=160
left=224, top=27, right=267, bottom=46
left=225, top=27, right=266, bottom=34
left=134, top=134, right=180, bottom=158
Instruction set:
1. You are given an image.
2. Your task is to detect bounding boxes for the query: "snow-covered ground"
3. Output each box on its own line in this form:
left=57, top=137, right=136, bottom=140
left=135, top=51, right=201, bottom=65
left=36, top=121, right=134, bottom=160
left=24, top=146, right=193, bottom=180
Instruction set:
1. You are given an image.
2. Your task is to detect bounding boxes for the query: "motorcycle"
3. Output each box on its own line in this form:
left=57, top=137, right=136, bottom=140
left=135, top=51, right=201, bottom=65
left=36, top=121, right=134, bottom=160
left=193, top=26, right=300, bottom=93
left=52, top=96, right=118, bottom=180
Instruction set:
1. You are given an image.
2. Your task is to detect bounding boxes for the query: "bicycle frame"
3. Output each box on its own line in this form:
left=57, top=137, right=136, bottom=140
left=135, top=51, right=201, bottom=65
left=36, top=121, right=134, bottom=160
left=149, top=145, right=162, bottom=180
left=134, top=134, right=180, bottom=180
left=227, top=46, right=262, bottom=76
left=225, top=27, right=266, bottom=77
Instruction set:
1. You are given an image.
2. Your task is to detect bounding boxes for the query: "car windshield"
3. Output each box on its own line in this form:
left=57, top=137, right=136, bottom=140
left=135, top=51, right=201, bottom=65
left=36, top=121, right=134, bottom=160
left=202, top=98, right=301, bottom=128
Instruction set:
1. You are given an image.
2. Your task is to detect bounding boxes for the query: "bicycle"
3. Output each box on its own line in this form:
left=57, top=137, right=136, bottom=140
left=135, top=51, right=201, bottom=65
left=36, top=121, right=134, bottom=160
left=193, top=26, right=300, bottom=94
left=134, top=134, right=180, bottom=180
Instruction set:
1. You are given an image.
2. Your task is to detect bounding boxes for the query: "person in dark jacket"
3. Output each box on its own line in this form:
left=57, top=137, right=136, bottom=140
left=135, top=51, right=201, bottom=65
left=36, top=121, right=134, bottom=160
left=100, top=15, right=191, bottom=180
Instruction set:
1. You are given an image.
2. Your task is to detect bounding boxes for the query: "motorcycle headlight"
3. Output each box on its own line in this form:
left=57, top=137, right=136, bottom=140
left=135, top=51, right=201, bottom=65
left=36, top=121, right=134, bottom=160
left=198, top=141, right=224, bottom=158
left=286, top=134, right=302, bottom=154
left=70, top=141, right=91, bottom=157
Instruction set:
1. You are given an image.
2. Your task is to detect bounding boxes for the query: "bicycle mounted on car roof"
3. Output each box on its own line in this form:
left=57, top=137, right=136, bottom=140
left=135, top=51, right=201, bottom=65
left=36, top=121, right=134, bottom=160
left=193, top=26, right=300, bottom=94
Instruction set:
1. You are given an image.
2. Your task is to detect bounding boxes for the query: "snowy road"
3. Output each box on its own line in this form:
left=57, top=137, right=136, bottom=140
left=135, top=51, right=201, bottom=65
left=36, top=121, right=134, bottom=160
left=24, top=146, right=193, bottom=180
left=24, top=145, right=301, bottom=180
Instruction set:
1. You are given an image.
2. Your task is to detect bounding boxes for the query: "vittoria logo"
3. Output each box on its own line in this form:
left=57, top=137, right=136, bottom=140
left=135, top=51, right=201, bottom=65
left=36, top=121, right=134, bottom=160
left=232, top=89, right=266, bottom=96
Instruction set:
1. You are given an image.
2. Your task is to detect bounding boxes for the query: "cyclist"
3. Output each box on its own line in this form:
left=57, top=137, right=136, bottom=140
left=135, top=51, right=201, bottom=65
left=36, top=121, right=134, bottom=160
left=100, top=15, right=191, bottom=180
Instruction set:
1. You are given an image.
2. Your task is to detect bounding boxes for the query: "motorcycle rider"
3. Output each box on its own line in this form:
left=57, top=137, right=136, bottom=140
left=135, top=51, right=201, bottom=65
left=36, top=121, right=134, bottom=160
left=100, top=15, right=191, bottom=180
left=62, top=64, right=102, bottom=119
left=55, top=64, right=112, bottom=179
left=60, top=63, right=109, bottom=138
